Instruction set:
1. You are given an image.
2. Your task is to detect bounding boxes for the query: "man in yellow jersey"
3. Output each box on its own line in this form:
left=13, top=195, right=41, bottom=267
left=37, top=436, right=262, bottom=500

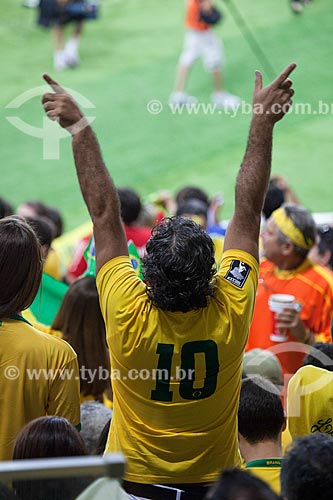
left=42, top=62, right=296, bottom=499
left=0, top=216, right=80, bottom=461
left=238, top=376, right=285, bottom=495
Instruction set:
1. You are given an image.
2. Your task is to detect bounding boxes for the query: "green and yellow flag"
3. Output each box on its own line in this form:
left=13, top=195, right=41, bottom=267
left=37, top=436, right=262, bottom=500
left=84, top=237, right=143, bottom=280
left=29, top=273, right=69, bottom=326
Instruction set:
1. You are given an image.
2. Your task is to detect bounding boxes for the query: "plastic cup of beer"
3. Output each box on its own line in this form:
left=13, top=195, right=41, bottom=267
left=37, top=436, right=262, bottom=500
left=268, top=294, right=296, bottom=342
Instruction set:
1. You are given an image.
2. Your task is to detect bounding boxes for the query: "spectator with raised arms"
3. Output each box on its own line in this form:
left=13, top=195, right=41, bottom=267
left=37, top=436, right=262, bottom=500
left=42, top=62, right=295, bottom=499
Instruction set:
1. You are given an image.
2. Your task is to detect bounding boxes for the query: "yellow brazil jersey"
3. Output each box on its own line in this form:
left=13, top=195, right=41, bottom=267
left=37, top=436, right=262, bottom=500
left=0, top=315, right=80, bottom=461
left=288, top=365, right=333, bottom=440
left=96, top=249, right=259, bottom=484
left=33, top=322, right=63, bottom=339
left=31, top=324, right=113, bottom=408
left=246, top=458, right=282, bottom=495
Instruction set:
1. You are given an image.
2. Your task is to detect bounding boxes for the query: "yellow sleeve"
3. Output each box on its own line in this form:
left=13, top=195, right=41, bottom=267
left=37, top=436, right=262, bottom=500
left=33, top=322, right=63, bottom=339
left=96, top=256, right=147, bottom=330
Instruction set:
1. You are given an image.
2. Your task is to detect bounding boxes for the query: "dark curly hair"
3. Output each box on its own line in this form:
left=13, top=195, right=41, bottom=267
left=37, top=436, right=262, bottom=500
left=142, top=217, right=216, bottom=312
left=281, top=434, right=333, bottom=500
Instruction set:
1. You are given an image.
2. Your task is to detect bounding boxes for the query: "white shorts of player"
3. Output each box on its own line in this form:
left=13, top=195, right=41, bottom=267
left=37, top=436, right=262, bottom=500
left=179, top=29, right=225, bottom=71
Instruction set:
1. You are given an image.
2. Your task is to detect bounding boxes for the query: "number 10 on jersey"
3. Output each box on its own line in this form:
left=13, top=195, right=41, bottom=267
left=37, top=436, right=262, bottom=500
left=151, top=340, right=219, bottom=402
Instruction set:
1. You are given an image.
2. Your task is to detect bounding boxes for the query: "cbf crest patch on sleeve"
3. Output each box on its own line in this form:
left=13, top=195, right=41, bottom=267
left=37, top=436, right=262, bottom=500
left=224, top=260, right=251, bottom=288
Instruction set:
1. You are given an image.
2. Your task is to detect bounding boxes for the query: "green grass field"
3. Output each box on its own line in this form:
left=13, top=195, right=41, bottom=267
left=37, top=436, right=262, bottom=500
left=1, top=0, right=333, bottom=229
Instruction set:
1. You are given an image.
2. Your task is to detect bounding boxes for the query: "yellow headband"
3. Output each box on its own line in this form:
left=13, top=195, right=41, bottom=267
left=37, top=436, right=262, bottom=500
left=272, top=208, right=314, bottom=250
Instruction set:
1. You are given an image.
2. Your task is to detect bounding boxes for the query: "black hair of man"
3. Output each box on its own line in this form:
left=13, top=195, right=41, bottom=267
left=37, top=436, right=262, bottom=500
left=303, top=342, right=333, bottom=372
left=176, top=198, right=208, bottom=218
left=117, top=188, right=142, bottom=225
left=317, top=225, right=333, bottom=269
left=20, top=200, right=49, bottom=217
left=44, top=206, right=64, bottom=238
left=281, top=433, right=333, bottom=500
left=143, top=217, right=216, bottom=312
left=175, top=186, right=209, bottom=207
left=262, top=179, right=285, bottom=220
left=238, top=376, right=284, bottom=444
left=25, top=216, right=56, bottom=251
left=0, top=197, right=13, bottom=219
left=206, top=468, right=280, bottom=500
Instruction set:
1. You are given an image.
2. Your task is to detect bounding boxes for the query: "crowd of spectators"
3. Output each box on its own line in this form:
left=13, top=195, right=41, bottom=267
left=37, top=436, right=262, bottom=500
left=0, top=54, right=333, bottom=500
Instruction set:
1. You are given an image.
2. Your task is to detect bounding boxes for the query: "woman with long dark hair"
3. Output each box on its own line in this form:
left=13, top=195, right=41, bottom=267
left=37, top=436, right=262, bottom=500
left=52, top=276, right=112, bottom=403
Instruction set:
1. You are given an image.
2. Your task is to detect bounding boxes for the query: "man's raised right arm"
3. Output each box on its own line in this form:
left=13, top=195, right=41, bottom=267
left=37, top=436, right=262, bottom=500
left=42, top=74, right=128, bottom=274
left=223, top=63, right=296, bottom=261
